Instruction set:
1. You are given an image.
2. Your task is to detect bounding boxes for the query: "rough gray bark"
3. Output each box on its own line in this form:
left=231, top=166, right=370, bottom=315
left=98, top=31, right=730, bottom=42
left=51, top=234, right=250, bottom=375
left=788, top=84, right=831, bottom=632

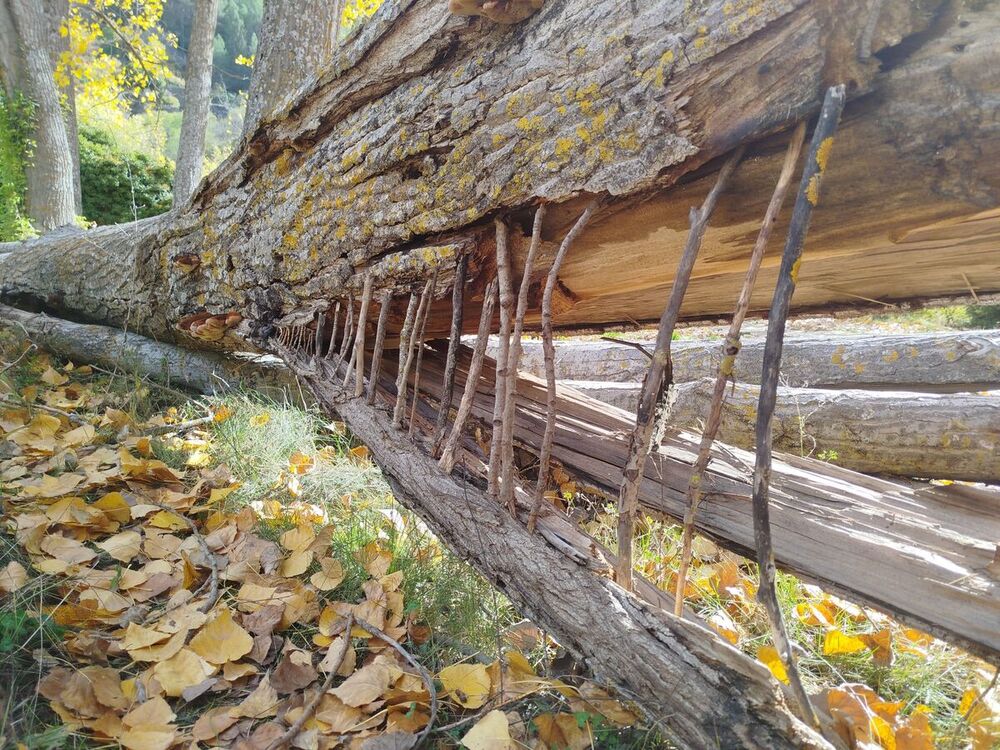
left=0, top=0, right=21, bottom=94
left=43, top=0, right=81, bottom=215
left=173, top=0, right=220, bottom=206
left=7, top=0, right=75, bottom=231
left=500, top=331, right=1000, bottom=391
left=242, top=0, right=337, bottom=138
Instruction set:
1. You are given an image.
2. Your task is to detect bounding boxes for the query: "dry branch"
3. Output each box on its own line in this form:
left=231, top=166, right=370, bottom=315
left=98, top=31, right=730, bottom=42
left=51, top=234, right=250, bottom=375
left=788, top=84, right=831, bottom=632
left=392, top=291, right=420, bottom=428
left=753, top=85, right=846, bottom=731
left=489, top=219, right=514, bottom=501
left=615, top=148, right=744, bottom=590
left=325, top=301, right=341, bottom=360
left=353, top=274, right=374, bottom=397
left=338, top=293, right=355, bottom=364
left=432, top=254, right=469, bottom=455
left=675, top=123, right=807, bottom=615
left=408, top=268, right=439, bottom=438
left=367, top=291, right=392, bottom=405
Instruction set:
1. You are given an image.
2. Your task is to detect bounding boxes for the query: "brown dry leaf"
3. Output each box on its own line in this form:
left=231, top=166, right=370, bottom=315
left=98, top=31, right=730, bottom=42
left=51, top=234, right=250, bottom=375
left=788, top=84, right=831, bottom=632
left=315, top=693, right=365, bottom=733
left=571, top=682, right=638, bottom=727
left=534, top=712, right=590, bottom=750
left=280, top=523, right=316, bottom=552
left=439, top=663, right=491, bottom=709
left=0, top=560, right=29, bottom=593
left=330, top=663, right=392, bottom=708
left=96, top=530, right=142, bottom=563
left=896, top=710, right=934, bottom=750
left=861, top=628, right=894, bottom=667
left=152, top=648, right=216, bottom=697
left=19, top=472, right=86, bottom=498
left=279, top=549, right=313, bottom=577
left=355, top=541, right=392, bottom=578
left=232, top=674, right=280, bottom=719
left=192, top=705, right=239, bottom=742
left=40, top=534, right=96, bottom=564
left=189, top=607, right=254, bottom=664
left=119, top=696, right=177, bottom=750
left=462, top=709, right=514, bottom=750
left=311, top=558, right=345, bottom=591
left=271, top=649, right=319, bottom=693
left=41, top=366, right=69, bottom=386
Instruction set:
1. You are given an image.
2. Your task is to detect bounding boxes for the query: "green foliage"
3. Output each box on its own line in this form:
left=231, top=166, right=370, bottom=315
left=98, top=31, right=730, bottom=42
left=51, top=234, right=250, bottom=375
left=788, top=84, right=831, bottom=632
left=0, top=609, right=64, bottom=655
left=78, top=125, right=173, bottom=225
left=0, top=90, right=36, bottom=242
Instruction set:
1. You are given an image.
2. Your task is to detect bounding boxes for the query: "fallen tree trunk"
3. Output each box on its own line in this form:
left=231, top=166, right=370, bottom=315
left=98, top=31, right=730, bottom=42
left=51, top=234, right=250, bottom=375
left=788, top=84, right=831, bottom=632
left=558, top=378, right=1000, bottom=481
left=499, top=331, right=1000, bottom=391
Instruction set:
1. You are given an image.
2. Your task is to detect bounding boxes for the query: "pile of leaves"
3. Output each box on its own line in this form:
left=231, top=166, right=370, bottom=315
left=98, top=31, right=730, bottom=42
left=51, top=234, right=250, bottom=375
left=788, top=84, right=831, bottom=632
left=0, top=350, right=649, bottom=749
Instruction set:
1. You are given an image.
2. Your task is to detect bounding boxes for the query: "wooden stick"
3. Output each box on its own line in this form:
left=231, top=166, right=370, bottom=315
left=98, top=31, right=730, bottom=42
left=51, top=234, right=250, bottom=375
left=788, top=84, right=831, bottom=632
left=528, top=200, right=599, bottom=532
left=600, top=335, right=653, bottom=359
left=438, top=278, right=499, bottom=473
left=392, top=290, right=421, bottom=428
left=674, top=123, right=806, bottom=616
left=325, top=300, right=341, bottom=359
left=489, top=219, right=515, bottom=501
left=500, top=205, right=546, bottom=512
left=338, top=293, right=355, bottom=363
left=353, top=275, right=374, bottom=397
left=367, top=291, right=392, bottom=405
left=265, top=614, right=355, bottom=750
left=398, top=276, right=434, bottom=429
left=408, top=268, right=439, bottom=437
left=314, top=311, right=326, bottom=359
left=614, top=147, right=744, bottom=591
left=752, top=85, right=845, bottom=732
left=432, top=254, right=469, bottom=456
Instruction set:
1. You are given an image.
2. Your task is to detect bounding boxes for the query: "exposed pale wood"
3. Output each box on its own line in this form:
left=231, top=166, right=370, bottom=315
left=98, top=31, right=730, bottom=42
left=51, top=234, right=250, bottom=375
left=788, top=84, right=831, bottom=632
left=353, top=274, right=374, bottom=396
left=325, top=301, right=341, bottom=360
left=433, top=254, right=469, bottom=454
left=338, top=293, right=355, bottom=363
left=490, top=219, right=514, bottom=501
left=392, top=291, right=420, bottom=428
left=408, top=268, right=438, bottom=437
left=367, top=291, right=392, bottom=405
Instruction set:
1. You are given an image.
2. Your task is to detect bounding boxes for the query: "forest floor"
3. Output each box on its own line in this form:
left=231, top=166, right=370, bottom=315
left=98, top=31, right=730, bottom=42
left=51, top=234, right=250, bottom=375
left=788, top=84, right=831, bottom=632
left=0, top=327, right=997, bottom=749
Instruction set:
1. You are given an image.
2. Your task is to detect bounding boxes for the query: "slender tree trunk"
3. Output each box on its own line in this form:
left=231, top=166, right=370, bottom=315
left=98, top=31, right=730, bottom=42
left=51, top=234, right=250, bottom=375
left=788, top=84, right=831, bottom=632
left=173, top=0, right=220, bottom=206
left=43, top=0, right=80, bottom=214
left=0, top=1, right=22, bottom=96
left=7, top=0, right=75, bottom=231
left=242, top=0, right=337, bottom=138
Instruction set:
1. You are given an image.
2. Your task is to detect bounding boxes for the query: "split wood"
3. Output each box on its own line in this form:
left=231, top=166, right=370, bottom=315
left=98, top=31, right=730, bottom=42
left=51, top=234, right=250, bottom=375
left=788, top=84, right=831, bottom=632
left=752, top=84, right=846, bottom=733
left=337, top=293, right=355, bottom=364
left=489, top=219, right=515, bottom=501
left=353, top=275, right=374, bottom=397
left=392, top=290, right=421, bottom=428
left=324, top=300, right=341, bottom=360
left=367, top=291, right=392, bottom=405
left=432, top=254, right=469, bottom=455
left=408, top=268, right=439, bottom=438
left=674, top=122, right=807, bottom=615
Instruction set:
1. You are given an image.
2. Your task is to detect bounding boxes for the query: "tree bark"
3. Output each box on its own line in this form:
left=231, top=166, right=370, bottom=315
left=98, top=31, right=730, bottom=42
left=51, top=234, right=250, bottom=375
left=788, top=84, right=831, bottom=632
left=43, top=0, right=81, bottom=215
left=173, top=0, right=220, bottom=206
left=0, top=0, right=22, bottom=95
left=7, top=0, right=76, bottom=231
left=242, top=0, right=337, bottom=138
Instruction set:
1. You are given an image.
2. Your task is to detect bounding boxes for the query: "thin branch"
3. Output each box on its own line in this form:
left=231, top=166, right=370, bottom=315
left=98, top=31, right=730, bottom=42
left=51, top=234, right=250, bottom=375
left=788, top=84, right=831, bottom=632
left=752, top=85, right=846, bottom=732
left=337, top=293, right=355, bottom=363
left=266, top=614, right=355, bottom=750
left=432, top=254, right=469, bottom=456
left=392, top=291, right=421, bottom=428
left=353, top=275, right=375, bottom=397
left=489, top=219, right=515, bottom=501
left=600, top=335, right=653, bottom=360
left=0, top=394, right=89, bottom=426
left=367, top=291, right=392, bottom=405
left=325, top=300, right=341, bottom=360
left=438, top=278, right=499, bottom=474
left=615, top=146, right=744, bottom=591
left=529, top=199, right=599, bottom=532
left=500, top=204, right=546, bottom=512
left=0, top=340, right=36, bottom=376
left=674, top=122, right=806, bottom=616
left=408, top=268, right=440, bottom=438
left=314, top=311, right=326, bottom=360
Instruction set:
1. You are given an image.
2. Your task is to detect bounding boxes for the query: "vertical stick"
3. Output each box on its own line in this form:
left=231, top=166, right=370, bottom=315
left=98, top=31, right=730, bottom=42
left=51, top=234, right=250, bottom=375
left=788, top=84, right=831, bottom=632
left=674, top=123, right=807, bottom=616
left=392, top=290, right=421, bottom=428
left=753, top=85, right=845, bottom=731
left=367, top=291, right=392, bottom=405
left=408, top=268, right=439, bottom=437
left=325, top=300, right=341, bottom=360
left=489, top=220, right=514, bottom=500
left=614, top=147, right=744, bottom=591
left=314, top=311, right=326, bottom=359
left=338, top=293, right=355, bottom=363
left=432, top=254, right=469, bottom=456
left=438, top=278, right=499, bottom=474
left=354, top=275, right=375, bottom=397
left=528, top=200, right=599, bottom=532
left=500, top=205, right=546, bottom=512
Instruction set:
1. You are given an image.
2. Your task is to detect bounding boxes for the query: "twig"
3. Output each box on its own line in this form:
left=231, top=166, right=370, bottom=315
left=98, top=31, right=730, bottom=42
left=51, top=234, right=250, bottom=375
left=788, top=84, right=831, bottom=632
left=408, top=268, right=440, bottom=437
left=353, top=616, right=437, bottom=747
left=674, top=123, right=806, bottom=616
left=752, top=84, right=845, bottom=732
left=338, top=293, right=355, bottom=363
left=600, top=336, right=653, bottom=359
left=314, top=311, right=326, bottom=360
left=432, top=255, right=469, bottom=456
left=392, top=291, right=421, bottom=428
left=529, top=200, right=599, bottom=532
left=0, top=340, right=36, bottom=376
left=367, top=291, right=392, bottom=405
left=0, top=394, right=90, bottom=426
left=325, top=300, right=341, bottom=360
left=353, top=275, right=375, bottom=396
left=266, top=613, right=355, bottom=750
left=439, top=278, right=499, bottom=473
left=489, top=219, right=514, bottom=500
left=141, top=414, right=215, bottom=436
left=614, top=147, right=744, bottom=591
left=145, top=500, right=219, bottom=614
left=500, top=204, right=546, bottom=512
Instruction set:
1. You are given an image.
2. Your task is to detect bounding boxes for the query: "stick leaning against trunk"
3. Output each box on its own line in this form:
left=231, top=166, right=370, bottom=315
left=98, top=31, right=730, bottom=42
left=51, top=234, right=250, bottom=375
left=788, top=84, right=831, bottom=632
left=614, top=147, right=744, bottom=591
left=489, top=219, right=515, bottom=503
left=753, top=84, right=846, bottom=733
left=674, top=122, right=807, bottom=616
left=432, top=254, right=469, bottom=455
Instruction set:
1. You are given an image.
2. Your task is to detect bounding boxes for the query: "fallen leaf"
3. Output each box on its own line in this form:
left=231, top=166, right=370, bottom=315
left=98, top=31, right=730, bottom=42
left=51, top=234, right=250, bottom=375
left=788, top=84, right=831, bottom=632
left=152, top=648, right=216, bottom=697
left=439, top=663, right=491, bottom=709
left=534, top=712, right=590, bottom=750
left=823, top=629, right=869, bottom=656
left=189, top=608, right=254, bottom=664
left=311, top=557, right=345, bottom=591
left=270, top=649, right=319, bottom=693
left=0, top=560, right=29, bottom=593
left=232, top=674, right=280, bottom=718
left=757, top=645, right=789, bottom=684
left=96, top=530, right=142, bottom=563
left=462, top=709, right=514, bottom=750
left=330, top=663, right=392, bottom=707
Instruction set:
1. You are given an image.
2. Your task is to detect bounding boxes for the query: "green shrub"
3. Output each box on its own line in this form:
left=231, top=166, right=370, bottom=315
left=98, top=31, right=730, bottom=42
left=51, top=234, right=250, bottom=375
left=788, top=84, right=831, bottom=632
left=0, top=89, right=35, bottom=242
left=79, top=125, right=173, bottom=225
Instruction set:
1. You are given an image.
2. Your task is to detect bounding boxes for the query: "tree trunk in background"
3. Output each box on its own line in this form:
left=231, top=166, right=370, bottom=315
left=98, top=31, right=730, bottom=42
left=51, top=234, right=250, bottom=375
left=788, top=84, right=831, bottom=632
left=0, top=0, right=23, bottom=95
left=7, top=0, right=75, bottom=231
left=173, top=0, right=220, bottom=206
left=242, top=0, right=337, bottom=138
left=43, top=0, right=81, bottom=215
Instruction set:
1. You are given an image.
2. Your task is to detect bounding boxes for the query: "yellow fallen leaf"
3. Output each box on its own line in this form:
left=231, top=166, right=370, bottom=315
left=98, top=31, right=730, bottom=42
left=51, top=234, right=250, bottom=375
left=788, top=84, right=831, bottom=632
left=287, top=451, right=314, bottom=475
left=330, top=663, right=392, bottom=707
left=122, top=696, right=175, bottom=727
left=212, top=405, right=233, bottom=422
left=96, top=530, right=142, bottom=563
left=311, top=558, right=345, bottom=590
left=439, top=663, right=491, bottom=709
left=62, top=424, right=95, bottom=447
left=708, top=610, right=741, bottom=645
left=462, top=709, right=514, bottom=750
left=40, top=534, right=96, bottom=564
left=757, top=645, right=789, bottom=684
left=232, top=675, right=280, bottom=718
left=280, top=524, right=316, bottom=552
left=823, top=629, right=869, bottom=656
left=279, top=549, right=313, bottom=577
left=41, top=366, right=69, bottom=386
left=19, top=472, right=85, bottom=498
left=0, top=561, right=28, bottom=593
left=121, top=622, right=171, bottom=651
left=189, top=608, right=254, bottom=664
left=534, top=712, right=590, bottom=750
left=152, top=648, right=215, bottom=697
left=147, top=510, right=189, bottom=531
left=250, top=412, right=271, bottom=427
left=794, top=600, right=835, bottom=628
left=896, top=710, right=934, bottom=750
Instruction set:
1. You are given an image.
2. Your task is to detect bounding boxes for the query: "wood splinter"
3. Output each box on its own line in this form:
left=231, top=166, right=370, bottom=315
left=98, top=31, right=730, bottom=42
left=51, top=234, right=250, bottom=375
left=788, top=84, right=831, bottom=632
left=499, top=204, right=546, bottom=513
left=488, top=219, right=515, bottom=500
left=367, top=291, right=392, bottom=405
left=614, top=146, right=745, bottom=590
left=751, top=84, right=845, bottom=734
left=438, top=277, right=499, bottom=473
left=432, top=254, right=469, bottom=456
left=352, top=275, right=375, bottom=396
left=674, top=122, right=807, bottom=617
left=528, top=199, right=599, bottom=532
left=392, top=291, right=421, bottom=428
left=408, top=268, right=439, bottom=437
left=324, top=300, right=341, bottom=360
